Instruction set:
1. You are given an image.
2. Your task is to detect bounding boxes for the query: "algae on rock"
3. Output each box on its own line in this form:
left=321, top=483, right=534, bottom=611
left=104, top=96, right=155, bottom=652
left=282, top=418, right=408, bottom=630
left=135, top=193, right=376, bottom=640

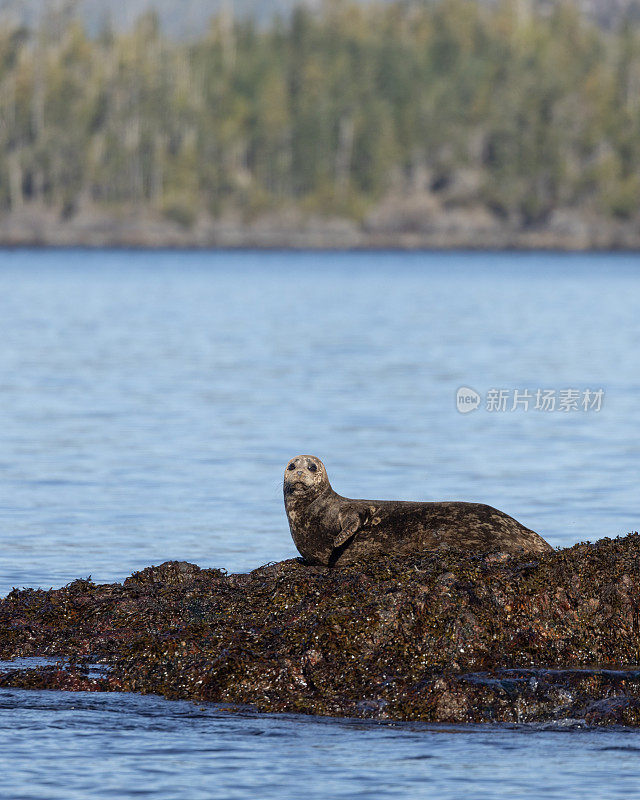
left=2, top=534, right=640, bottom=726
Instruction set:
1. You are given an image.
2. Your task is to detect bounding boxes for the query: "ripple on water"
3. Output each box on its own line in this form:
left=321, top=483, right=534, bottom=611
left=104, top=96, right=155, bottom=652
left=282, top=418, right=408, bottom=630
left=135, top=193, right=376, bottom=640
left=1, top=250, right=639, bottom=595
left=1, top=690, right=640, bottom=800
left=1, top=249, right=639, bottom=798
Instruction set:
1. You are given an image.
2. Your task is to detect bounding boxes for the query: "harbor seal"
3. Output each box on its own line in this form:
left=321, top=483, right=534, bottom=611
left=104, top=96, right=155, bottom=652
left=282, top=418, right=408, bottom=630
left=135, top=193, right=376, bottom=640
left=284, top=455, right=553, bottom=566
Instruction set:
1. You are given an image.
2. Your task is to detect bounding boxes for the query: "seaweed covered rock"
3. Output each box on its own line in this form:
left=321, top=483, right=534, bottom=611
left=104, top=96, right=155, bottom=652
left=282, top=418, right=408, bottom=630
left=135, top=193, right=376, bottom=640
left=2, top=533, right=640, bottom=725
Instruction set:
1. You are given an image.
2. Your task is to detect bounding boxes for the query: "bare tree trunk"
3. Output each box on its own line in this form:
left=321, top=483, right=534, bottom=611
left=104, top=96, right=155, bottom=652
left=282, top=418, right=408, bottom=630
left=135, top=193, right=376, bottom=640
left=32, top=45, right=46, bottom=139
left=220, top=0, right=236, bottom=71
left=7, top=151, right=24, bottom=210
left=515, top=0, right=532, bottom=30
left=151, top=132, right=165, bottom=205
left=335, top=115, right=354, bottom=196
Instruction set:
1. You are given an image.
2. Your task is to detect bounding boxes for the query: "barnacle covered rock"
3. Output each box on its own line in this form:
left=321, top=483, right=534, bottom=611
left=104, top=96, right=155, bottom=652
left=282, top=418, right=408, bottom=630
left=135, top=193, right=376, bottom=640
left=2, top=533, right=640, bottom=725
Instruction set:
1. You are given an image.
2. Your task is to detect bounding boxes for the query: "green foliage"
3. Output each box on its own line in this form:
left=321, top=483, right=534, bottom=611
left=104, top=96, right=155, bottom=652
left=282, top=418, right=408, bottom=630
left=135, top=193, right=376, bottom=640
left=162, top=193, right=197, bottom=228
left=0, top=1, right=638, bottom=224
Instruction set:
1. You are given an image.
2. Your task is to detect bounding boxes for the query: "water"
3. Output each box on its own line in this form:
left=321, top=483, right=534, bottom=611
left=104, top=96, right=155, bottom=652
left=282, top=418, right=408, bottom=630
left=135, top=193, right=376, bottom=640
left=1, top=249, right=639, bottom=593
left=1, top=690, right=640, bottom=800
left=1, top=248, right=639, bottom=797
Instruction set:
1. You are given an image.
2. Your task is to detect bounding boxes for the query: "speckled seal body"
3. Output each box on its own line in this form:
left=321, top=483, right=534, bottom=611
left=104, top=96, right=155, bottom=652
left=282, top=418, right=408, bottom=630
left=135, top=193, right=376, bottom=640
left=283, top=455, right=553, bottom=567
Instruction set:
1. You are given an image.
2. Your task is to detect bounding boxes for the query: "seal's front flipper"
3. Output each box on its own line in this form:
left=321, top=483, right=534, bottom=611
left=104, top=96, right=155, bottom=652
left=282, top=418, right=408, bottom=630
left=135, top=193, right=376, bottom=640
left=334, top=512, right=360, bottom=548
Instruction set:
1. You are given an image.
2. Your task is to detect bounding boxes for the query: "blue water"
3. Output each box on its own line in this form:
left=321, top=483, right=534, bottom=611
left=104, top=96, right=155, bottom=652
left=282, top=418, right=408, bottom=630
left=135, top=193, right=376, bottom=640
left=1, top=248, right=639, bottom=798
left=2, top=689, right=640, bottom=800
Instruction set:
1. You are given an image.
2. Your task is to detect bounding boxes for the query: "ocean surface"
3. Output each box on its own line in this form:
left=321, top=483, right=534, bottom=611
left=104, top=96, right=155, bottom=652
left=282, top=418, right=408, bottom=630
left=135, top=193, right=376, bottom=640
left=1, top=248, right=639, bottom=798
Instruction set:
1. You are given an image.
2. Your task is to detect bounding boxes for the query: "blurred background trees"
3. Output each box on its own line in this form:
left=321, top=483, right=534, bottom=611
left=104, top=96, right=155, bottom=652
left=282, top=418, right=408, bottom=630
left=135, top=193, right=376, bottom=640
left=0, top=0, right=638, bottom=228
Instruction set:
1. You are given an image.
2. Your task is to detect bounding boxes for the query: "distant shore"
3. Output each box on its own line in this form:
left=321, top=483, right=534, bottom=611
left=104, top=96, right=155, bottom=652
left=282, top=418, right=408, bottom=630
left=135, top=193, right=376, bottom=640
left=2, top=203, right=640, bottom=251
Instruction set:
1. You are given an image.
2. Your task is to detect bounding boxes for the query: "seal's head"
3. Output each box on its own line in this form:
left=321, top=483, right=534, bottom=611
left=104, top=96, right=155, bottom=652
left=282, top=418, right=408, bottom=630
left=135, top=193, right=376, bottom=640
left=283, top=454, right=329, bottom=500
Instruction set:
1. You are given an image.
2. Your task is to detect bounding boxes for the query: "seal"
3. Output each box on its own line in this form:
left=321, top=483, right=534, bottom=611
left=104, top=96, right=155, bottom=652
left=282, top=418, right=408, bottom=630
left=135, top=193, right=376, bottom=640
left=283, top=455, right=553, bottom=566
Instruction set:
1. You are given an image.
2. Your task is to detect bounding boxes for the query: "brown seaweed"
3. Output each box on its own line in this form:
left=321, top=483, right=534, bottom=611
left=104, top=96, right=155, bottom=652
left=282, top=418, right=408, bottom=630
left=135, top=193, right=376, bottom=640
left=2, top=535, right=640, bottom=726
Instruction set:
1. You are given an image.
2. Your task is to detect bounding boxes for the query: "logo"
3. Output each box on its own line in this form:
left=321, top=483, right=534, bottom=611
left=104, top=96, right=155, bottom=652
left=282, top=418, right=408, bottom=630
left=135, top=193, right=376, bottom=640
left=454, top=387, right=604, bottom=413
left=456, top=387, right=481, bottom=414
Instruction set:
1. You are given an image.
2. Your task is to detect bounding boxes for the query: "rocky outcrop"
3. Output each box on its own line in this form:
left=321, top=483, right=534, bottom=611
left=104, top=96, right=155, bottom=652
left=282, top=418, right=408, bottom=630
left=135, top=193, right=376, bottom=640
left=2, top=533, right=640, bottom=725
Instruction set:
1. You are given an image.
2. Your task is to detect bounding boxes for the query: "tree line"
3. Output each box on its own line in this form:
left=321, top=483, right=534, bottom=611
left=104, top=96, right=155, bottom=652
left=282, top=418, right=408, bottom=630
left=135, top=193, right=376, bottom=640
left=0, top=0, right=639, bottom=228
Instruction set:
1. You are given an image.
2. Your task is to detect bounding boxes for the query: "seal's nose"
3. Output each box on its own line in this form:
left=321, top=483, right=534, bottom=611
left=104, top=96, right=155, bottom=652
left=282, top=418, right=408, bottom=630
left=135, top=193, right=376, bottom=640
left=297, top=470, right=303, bottom=476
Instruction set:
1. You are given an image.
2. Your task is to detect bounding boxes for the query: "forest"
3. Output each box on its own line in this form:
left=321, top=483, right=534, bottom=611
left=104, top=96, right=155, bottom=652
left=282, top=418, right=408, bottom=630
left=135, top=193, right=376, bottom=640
left=0, top=0, right=639, bottom=245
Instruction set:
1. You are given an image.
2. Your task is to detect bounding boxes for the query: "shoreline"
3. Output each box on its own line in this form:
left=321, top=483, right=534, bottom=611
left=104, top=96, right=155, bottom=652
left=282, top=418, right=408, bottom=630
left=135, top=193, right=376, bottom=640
left=2, top=204, right=640, bottom=252
left=2, top=242, right=640, bottom=254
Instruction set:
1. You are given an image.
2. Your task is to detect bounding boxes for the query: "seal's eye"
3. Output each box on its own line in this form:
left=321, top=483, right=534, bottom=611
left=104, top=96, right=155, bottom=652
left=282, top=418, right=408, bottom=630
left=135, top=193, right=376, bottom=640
left=287, top=463, right=296, bottom=471
left=308, top=463, right=318, bottom=472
